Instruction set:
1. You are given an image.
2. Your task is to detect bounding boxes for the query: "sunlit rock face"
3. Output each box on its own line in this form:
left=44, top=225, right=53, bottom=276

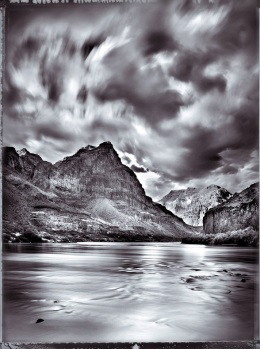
left=203, top=183, right=259, bottom=234
left=3, top=143, right=197, bottom=243
left=159, top=185, right=232, bottom=226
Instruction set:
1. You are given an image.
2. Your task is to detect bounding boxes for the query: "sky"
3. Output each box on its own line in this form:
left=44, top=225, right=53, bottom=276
left=4, top=0, right=259, bottom=201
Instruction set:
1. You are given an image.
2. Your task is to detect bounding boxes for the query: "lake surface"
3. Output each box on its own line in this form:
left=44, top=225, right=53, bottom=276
left=3, top=243, right=258, bottom=342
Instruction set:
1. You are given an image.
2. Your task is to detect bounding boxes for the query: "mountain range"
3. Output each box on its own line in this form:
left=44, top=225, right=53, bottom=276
left=3, top=142, right=198, bottom=243
left=3, top=142, right=258, bottom=243
left=159, top=185, right=232, bottom=226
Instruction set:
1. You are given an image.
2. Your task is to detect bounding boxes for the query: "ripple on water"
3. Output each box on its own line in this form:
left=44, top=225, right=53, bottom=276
left=3, top=243, right=257, bottom=342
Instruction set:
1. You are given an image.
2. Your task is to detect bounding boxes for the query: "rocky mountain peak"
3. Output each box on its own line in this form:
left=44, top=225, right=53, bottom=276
left=159, top=184, right=232, bottom=226
left=17, top=148, right=29, bottom=156
left=98, top=141, right=113, bottom=148
left=17, top=147, right=43, bottom=163
left=94, top=141, right=116, bottom=154
left=206, top=184, right=221, bottom=190
left=3, top=146, right=43, bottom=178
left=60, top=142, right=119, bottom=164
left=82, top=145, right=96, bottom=151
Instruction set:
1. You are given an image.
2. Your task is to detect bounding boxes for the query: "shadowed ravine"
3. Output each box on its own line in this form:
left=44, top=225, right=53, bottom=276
left=3, top=243, right=257, bottom=342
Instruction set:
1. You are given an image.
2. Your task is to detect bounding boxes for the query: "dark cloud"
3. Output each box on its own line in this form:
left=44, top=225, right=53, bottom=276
left=61, top=31, right=78, bottom=58
left=176, top=0, right=197, bottom=14
left=170, top=126, right=223, bottom=181
left=85, top=4, right=186, bottom=124
left=195, top=74, right=226, bottom=93
left=93, top=44, right=184, bottom=124
left=169, top=0, right=257, bottom=97
left=4, top=81, right=27, bottom=114
left=212, top=0, right=257, bottom=58
left=90, top=119, right=128, bottom=135
left=166, top=87, right=258, bottom=183
left=34, top=120, right=76, bottom=141
left=231, top=106, right=258, bottom=151
left=131, top=164, right=148, bottom=173
left=169, top=51, right=197, bottom=82
left=10, top=34, right=44, bottom=68
left=38, top=33, right=79, bottom=104
left=169, top=49, right=227, bottom=93
left=132, top=1, right=178, bottom=57
left=172, top=0, right=257, bottom=61
left=77, top=85, right=88, bottom=104
left=47, top=79, right=62, bottom=104
left=142, top=30, right=178, bottom=56
left=221, top=164, right=238, bottom=175
left=81, top=37, right=104, bottom=60
left=15, top=36, right=42, bottom=63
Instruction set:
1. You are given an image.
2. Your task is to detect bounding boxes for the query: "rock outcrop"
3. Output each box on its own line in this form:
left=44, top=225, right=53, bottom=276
left=3, top=142, right=198, bottom=243
left=159, top=185, right=232, bottom=226
left=203, top=183, right=259, bottom=234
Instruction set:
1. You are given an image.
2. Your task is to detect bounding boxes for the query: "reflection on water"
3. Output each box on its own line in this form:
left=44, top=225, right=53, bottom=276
left=3, top=243, right=258, bottom=342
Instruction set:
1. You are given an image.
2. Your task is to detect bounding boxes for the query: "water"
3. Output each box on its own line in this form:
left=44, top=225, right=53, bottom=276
left=3, top=243, right=258, bottom=342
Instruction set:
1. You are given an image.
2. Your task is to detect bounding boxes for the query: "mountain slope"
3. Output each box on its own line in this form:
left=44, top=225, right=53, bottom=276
left=159, top=185, right=232, bottom=226
left=203, top=183, right=259, bottom=234
left=3, top=142, right=197, bottom=242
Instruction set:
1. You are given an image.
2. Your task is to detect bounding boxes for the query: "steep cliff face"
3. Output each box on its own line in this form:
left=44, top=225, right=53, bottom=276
left=33, top=142, right=150, bottom=209
left=159, top=185, right=232, bottom=226
left=203, top=183, right=259, bottom=234
left=3, top=142, right=196, bottom=242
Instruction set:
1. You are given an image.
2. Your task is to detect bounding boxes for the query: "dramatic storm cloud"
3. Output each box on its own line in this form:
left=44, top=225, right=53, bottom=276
left=4, top=1, right=258, bottom=200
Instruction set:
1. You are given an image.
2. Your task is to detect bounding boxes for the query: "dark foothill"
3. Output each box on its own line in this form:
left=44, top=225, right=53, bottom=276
left=241, top=279, right=246, bottom=282
left=36, top=318, right=44, bottom=323
left=235, top=273, right=242, bottom=276
left=54, top=300, right=58, bottom=303
left=223, top=269, right=228, bottom=272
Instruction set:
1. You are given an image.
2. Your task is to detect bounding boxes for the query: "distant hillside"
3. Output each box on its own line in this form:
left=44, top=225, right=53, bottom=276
left=159, top=185, right=232, bottom=226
